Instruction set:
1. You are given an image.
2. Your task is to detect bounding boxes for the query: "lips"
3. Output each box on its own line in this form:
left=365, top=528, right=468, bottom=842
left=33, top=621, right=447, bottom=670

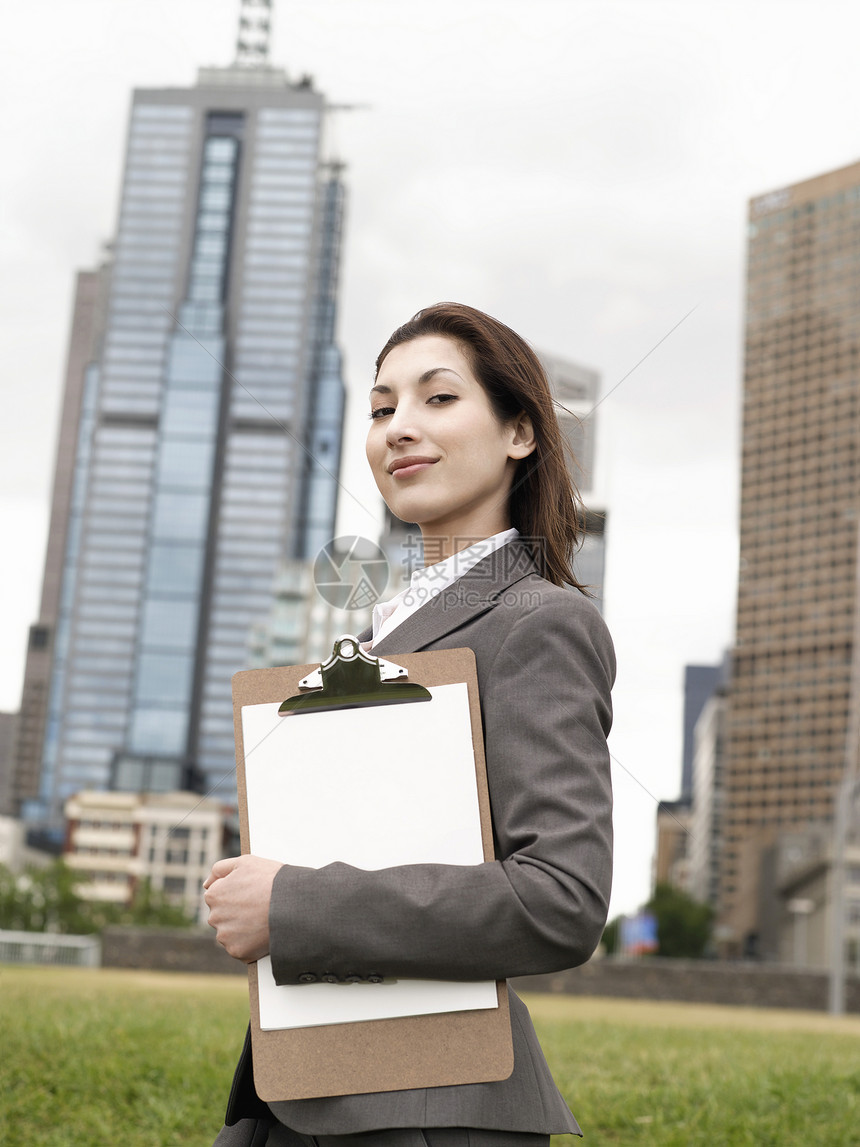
left=388, top=456, right=438, bottom=477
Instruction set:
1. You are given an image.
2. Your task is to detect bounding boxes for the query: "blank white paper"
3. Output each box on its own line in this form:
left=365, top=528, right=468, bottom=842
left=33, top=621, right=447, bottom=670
left=241, top=682, right=498, bottom=1030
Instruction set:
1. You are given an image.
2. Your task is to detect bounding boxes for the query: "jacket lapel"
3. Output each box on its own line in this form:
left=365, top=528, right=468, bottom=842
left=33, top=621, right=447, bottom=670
left=370, top=539, right=540, bottom=656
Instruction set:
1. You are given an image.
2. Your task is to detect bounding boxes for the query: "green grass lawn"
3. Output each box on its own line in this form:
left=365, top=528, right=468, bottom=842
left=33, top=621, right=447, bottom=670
left=2, top=965, right=860, bottom=1146
left=530, top=994, right=860, bottom=1146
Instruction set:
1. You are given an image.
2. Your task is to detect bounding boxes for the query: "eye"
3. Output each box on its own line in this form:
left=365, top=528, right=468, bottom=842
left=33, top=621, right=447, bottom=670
left=427, top=393, right=457, bottom=405
left=368, top=406, right=395, bottom=420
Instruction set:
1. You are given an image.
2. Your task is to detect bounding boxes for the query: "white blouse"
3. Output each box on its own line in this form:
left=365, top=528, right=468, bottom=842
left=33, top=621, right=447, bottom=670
left=368, top=527, right=519, bottom=649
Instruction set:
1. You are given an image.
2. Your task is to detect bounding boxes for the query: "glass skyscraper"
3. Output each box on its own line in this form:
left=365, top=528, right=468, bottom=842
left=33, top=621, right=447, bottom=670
left=22, top=63, right=347, bottom=835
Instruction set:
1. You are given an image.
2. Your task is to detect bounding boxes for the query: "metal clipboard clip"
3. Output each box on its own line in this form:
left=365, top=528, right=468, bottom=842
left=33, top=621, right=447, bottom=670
left=278, top=635, right=432, bottom=715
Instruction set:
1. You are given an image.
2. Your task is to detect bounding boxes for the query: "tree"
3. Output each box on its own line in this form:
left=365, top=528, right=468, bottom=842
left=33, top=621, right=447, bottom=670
left=645, top=882, right=713, bottom=958
left=0, top=861, right=195, bottom=934
left=600, top=915, right=621, bottom=955
left=116, top=877, right=196, bottom=929
left=0, top=860, right=95, bottom=934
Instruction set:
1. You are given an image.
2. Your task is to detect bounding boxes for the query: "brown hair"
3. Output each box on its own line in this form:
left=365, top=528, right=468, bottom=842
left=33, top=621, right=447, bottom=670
left=375, top=302, right=587, bottom=590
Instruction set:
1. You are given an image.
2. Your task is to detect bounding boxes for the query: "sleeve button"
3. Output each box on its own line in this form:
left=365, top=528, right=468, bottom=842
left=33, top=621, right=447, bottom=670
left=344, top=973, right=362, bottom=983
left=298, top=972, right=318, bottom=983
left=367, top=972, right=383, bottom=984
left=321, top=972, right=338, bottom=983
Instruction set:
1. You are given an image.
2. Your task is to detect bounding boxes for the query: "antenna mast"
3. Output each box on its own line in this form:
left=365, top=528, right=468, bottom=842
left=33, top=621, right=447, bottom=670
left=235, top=0, right=273, bottom=68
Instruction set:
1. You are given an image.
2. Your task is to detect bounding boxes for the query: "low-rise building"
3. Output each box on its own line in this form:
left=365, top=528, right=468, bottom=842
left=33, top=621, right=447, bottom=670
left=771, top=821, right=860, bottom=970
left=63, top=790, right=224, bottom=922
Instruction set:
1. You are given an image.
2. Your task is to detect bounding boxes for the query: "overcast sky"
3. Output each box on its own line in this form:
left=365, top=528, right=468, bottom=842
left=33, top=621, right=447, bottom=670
left=3, top=0, right=860, bottom=916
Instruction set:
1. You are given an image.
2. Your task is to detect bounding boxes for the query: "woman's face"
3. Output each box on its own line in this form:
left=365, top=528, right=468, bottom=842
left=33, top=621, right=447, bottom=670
left=366, top=335, right=534, bottom=550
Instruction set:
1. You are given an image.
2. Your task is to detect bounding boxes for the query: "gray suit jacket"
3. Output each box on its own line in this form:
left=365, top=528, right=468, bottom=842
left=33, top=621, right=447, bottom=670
left=225, top=540, right=615, bottom=1136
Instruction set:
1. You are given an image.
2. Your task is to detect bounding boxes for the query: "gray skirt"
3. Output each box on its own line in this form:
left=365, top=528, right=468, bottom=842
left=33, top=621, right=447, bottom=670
left=214, top=1118, right=550, bottom=1147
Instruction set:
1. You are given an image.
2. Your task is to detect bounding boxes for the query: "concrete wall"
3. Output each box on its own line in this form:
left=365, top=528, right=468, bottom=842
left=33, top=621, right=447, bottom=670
left=513, top=957, right=860, bottom=1012
left=100, top=929, right=860, bottom=1013
left=102, top=926, right=244, bottom=976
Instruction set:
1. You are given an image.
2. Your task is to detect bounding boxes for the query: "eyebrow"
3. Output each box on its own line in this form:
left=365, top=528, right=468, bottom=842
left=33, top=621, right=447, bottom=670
left=370, top=367, right=464, bottom=396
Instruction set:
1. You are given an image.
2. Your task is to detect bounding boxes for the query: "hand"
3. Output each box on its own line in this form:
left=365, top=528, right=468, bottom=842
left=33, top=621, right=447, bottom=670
left=203, top=855, right=283, bottom=963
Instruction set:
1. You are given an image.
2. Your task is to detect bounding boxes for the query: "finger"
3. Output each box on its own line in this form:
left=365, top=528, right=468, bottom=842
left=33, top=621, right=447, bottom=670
left=203, top=856, right=241, bottom=888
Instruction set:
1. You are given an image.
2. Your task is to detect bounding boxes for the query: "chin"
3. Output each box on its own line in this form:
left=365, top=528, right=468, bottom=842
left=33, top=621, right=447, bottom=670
left=383, top=495, right=436, bottom=528
left=386, top=507, right=421, bottom=527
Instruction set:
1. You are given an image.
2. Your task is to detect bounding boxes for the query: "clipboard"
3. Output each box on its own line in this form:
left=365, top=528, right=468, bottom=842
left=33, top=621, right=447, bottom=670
left=231, top=639, right=514, bottom=1101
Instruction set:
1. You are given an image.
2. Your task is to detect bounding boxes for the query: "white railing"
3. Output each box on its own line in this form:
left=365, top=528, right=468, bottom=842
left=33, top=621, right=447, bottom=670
left=0, top=928, right=101, bottom=967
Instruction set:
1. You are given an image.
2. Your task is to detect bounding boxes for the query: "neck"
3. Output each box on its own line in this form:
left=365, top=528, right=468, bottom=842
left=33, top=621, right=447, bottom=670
left=419, top=523, right=512, bottom=567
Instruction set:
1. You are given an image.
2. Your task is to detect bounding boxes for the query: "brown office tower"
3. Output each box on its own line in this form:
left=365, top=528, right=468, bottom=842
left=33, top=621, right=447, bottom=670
left=7, top=266, right=110, bottom=818
left=720, top=161, right=860, bottom=956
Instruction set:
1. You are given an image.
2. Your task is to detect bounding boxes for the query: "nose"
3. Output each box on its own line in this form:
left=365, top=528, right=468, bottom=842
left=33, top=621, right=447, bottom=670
left=385, top=400, right=421, bottom=446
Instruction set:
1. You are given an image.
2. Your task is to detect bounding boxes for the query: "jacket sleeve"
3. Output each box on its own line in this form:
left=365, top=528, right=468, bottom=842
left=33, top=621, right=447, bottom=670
left=267, top=592, right=615, bottom=984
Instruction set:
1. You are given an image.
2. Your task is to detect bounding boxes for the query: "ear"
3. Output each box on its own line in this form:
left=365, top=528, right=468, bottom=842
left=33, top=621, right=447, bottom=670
left=507, top=411, right=536, bottom=460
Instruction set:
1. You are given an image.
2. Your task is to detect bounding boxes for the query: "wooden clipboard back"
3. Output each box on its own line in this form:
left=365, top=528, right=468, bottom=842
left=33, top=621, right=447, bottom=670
left=231, top=646, right=514, bottom=1101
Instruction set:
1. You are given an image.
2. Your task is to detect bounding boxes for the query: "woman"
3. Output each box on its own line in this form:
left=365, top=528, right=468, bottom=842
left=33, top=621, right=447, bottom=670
left=206, top=302, right=615, bottom=1146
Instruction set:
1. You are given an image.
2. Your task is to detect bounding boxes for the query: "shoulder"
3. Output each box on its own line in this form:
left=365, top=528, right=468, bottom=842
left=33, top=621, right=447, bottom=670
left=509, top=573, right=605, bottom=620
left=494, top=574, right=614, bottom=674
left=480, top=574, right=615, bottom=740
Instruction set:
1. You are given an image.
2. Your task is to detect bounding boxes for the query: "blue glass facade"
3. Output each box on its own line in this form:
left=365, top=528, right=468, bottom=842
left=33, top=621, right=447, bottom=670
left=128, top=119, right=242, bottom=761
left=33, top=71, right=347, bottom=831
